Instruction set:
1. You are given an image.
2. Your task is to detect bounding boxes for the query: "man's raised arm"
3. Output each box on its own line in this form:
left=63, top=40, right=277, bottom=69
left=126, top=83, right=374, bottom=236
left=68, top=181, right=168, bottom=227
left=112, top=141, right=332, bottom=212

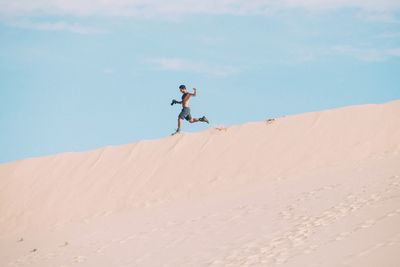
left=190, top=88, right=197, bottom=96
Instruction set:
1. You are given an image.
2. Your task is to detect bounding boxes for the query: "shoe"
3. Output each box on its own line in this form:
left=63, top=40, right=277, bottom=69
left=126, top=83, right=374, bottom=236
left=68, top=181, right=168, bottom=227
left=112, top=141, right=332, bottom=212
left=199, top=116, right=209, bottom=124
left=171, top=128, right=181, bottom=136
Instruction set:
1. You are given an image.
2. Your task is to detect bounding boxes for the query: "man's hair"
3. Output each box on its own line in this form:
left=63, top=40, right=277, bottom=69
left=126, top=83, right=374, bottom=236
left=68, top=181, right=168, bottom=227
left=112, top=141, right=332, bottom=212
left=179, top=85, right=186, bottom=90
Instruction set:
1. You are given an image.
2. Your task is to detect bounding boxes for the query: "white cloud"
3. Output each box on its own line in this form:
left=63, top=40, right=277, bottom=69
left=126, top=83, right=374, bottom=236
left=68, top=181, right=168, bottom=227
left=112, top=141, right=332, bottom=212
left=332, top=45, right=400, bottom=61
left=146, top=57, right=239, bottom=76
left=9, top=20, right=106, bottom=34
left=282, top=0, right=400, bottom=11
left=0, top=0, right=399, bottom=18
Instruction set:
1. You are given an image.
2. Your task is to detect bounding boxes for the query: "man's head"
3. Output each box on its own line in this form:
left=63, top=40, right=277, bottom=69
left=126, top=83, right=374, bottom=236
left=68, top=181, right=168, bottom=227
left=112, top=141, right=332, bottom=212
left=179, top=84, right=187, bottom=93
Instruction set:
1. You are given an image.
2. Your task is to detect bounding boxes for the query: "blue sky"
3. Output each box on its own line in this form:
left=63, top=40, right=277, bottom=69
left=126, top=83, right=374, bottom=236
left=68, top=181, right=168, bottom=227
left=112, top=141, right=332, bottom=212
left=1, top=0, right=400, bottom=163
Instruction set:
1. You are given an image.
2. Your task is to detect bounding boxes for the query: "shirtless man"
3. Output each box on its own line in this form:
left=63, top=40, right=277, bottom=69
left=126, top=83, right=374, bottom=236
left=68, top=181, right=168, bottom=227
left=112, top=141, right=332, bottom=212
left=171, top=85, right=209, bottom=135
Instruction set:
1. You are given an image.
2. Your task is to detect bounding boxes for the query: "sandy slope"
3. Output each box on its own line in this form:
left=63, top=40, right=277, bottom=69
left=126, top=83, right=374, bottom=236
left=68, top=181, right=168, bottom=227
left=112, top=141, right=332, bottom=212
left=1, top=100, right=400, bottom=267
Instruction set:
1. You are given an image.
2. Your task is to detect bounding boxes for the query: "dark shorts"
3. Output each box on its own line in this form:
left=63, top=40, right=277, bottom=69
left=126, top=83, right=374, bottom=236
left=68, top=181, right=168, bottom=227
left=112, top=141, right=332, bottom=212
left=179, top=107, right=192, bottom=121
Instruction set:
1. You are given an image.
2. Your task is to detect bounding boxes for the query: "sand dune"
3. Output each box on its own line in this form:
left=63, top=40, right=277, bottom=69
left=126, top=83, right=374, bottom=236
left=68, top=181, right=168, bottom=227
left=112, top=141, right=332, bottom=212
left=1, top=100, right=400, bottom=267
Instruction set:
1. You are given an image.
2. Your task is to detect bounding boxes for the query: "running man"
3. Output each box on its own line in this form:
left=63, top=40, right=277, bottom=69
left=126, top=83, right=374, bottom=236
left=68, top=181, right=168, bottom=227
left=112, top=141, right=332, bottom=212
left=170, top=85, right=209, bottom=135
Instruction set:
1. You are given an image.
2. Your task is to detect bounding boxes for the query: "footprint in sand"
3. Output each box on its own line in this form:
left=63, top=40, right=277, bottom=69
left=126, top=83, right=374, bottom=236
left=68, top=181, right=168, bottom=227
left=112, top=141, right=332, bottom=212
left=244, top=254, right=261, bottom=265
left=360, top=219, right=376, bottom=229
left=386, top=211, right=398, bottom=217
left=96, top=245, right=110, bottom=254
left=335, top=232, right=351, bottom=241
left=279, top=210, right=293, bottom=220
left=73, top=256, right=86, bottom=263
left=119, top=238, right=129, bottom=244
left=369, top=194, right=381, bottom=201
left=303, top=244, right=318, bottom=254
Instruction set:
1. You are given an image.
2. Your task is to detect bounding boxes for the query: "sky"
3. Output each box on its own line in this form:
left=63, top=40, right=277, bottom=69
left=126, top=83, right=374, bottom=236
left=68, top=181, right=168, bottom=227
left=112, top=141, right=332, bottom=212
left=1, top=0, right=400, bottom=163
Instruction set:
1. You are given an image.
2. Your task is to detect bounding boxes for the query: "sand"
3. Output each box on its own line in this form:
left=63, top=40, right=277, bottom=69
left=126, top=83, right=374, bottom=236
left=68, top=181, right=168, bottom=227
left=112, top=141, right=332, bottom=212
left=1, top=100, right=400, bottom=267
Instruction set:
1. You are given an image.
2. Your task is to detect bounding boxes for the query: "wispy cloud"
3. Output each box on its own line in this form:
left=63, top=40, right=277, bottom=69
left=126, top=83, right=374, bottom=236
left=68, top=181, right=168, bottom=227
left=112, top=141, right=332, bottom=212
left=283, top=0, right=400, bottom=11
left=146, top=57, right=239, bottom=76
left=9, top=20, right=106, bottom=34
left=1, top=0, right=399, bottom=18
left=332, top=45, right=400, bottom=62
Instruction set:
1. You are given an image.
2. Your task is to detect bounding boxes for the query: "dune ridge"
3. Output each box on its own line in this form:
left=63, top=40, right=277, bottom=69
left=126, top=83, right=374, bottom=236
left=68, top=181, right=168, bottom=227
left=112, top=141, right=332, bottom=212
left=1, top=100, right=400, bottom=266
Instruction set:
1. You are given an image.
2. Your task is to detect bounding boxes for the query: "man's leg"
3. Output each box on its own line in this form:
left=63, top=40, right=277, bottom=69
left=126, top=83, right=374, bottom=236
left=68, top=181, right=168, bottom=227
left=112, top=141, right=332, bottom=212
left=189, top=117, right=209, bottom=124
left=177, top=118, right=182, bottom=130
left=172, top=118, right=182, bottom=135
left=189, top=118, right=199, bottom=123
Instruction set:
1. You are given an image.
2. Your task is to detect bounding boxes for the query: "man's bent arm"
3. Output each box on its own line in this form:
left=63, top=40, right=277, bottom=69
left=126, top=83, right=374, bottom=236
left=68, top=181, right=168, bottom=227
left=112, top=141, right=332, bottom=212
left=171, top=99, right=182, bottom=105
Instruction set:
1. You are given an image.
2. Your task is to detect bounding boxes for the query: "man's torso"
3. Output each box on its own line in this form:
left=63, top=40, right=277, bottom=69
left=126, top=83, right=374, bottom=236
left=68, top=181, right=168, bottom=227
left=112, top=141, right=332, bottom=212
left=181, top=93, right=191, bottom=108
